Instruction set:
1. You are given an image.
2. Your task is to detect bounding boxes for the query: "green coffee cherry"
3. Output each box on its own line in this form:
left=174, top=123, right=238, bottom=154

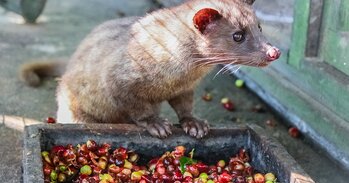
left=50, top=170, right=58, bottom=181
left=80, top=165, right=92, bottom=175
left=235, top=79, right=244, bottom=88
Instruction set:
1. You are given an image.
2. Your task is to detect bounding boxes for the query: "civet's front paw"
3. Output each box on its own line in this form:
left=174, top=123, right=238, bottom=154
left=143, top=118, right=172, bottom=139
left=180, top=117, right=209, bottom=139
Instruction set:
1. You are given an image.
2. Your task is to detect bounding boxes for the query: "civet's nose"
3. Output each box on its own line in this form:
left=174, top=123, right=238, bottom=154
left=266, top=47, right=281, bottom=62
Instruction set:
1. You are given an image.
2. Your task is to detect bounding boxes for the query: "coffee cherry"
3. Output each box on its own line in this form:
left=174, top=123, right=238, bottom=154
left=235, top=79, right=244, bottom=88
left=97, top=147, right=109, bottom=156
left=183, top=171, right=193, bottom=178
left=50, top=170, right=58, bottom=181
left=43, top=165, right=52, bottom=176
left=46, top=117, right=56, bottom=124
left=124, top=159, right=133, bottom=169
left=221, top=97, right=230, bottom=104
left=173, top=146, right=186, bottom=157
left=77, top=156, right=88, bottom=165
left=93, top=166, right=102, bottom=174
left=66, top=166, right=77, bottom=176
left=141, top=175, right=152, bottom=182
left=156, top=165, right=166, bottom=175
left=98, top=156, right=108, bottom=169
left=80, top=165, right=92, bottom=175
left=184, top=176, right=193, bottom=182
left=218, top=172, right=232, bottom=183
left=223, top=101, right=235, bottom=111
left=115, top=154, right=125, bottom=166
left=78, top=144, right=88, bottom=153
left=99, top=173, right=114, bottom=182
left=108, top=164, right=122, bottom=174
left=208, top=165, right=217, bottom=174
left=235, top=175, right=245, bottom=183
left=131, top=171, right=144, bottom=181
left=254, top=173, right=265, bottom=183
left=148, top=158, right=159, bottom=171
left=162, top=173, right=171, bottom=181
left=63, top=149, right=76, bottom=162
left=51, top=145, right=65, bottom=155
left=167, top=164, right=176, bottom=173
left=233, top=163, right=245, bottom=171
left=246, top=176, right=255, bottom=183
left=42, top=142, right=278, bottom=183
left=139, top=180, right=147, bottom=183
left=186, top=164, right=199, bottom=177
left=217, top=160, right=225, bottom=168
left=128, top=152, right=139, bottom=163
left=238, top=148, right=250, bottom=162
left=173, top=171, right=183, bottom=181
left=58, top=165, right=67, bottom=172
left=57, top=173, right=66, bottom=182
left=288, top=127, right=300, bottom=138
left=264, top=173, right=276, bottom=181
left=173, top=158, right=180, bottom=166
left=199, top=172, right=208, bottom=180
left=202, top=93, right=213, bottom=101
left=113, top=147, right=128, bottom=159
left=132, top=165, right=141, bottom=171
left=86, top=140, right=98, bottom=151
left=245, top=164, right=253, bottom=176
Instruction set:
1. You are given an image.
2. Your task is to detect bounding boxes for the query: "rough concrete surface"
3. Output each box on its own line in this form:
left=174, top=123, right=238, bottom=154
left=0, top=0, right=348, bottom=182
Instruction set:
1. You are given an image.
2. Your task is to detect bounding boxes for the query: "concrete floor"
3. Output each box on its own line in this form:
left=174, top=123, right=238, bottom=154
left=0, top=0, right=349, bottom=182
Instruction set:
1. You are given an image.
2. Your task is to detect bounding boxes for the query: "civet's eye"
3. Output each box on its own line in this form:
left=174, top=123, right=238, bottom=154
left=258, top=24, right=262, bottom=32
left=232, top=31, right=245, bottom=42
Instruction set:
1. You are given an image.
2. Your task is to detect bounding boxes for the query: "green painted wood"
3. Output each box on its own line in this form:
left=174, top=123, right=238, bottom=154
left=288, top=0, right=310, bottom=68
left=339, top=0, right=349, bottom=31
left=321, top=0, right=349, bottom=75
left=236, top=0, right=349, bottom=171
left=266, top=58, right=349, bottom=123
left=240, top=66, right=349, bottom=168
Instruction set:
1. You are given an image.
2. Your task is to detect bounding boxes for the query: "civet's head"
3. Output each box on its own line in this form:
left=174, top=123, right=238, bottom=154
left=192, top=0, right=280, bottom=67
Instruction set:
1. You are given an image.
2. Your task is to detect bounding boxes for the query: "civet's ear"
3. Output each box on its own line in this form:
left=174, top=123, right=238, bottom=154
left=193, top=8, right=222, bottom=34
left=242, top=0, right=255, bottom=5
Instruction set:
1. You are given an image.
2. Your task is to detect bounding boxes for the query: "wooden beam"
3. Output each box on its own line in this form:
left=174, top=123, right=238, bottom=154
left=288, top=0, right=311, bottom=68
left=305, top=0, right=324, bottom=57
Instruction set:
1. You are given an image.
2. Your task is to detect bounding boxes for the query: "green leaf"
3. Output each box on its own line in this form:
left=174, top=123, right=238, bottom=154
left=179, top=148, right=198, bottom=174
left=179, top=155, right=197, bottom=174
left=179, top=157, right=190, bottom=174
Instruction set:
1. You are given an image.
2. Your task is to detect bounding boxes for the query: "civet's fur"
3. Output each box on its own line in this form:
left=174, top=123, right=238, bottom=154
left=20, top=0, right=279, bottom=138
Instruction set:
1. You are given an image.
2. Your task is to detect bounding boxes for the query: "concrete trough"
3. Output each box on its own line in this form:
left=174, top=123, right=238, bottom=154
left=22, top=123, right=314, bottom=183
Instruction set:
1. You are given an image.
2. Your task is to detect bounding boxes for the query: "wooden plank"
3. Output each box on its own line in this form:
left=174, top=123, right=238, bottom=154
left=305, top=0, right=323, bottom=57
left=321, top=0, right=349, bottom=75
left=3, top=115, right=41, bottom=132
left=3, top=115, right=25, bottom=132
left=339, top=0, right=349, bottom=31
left=288, top=0, right=311, bottom=68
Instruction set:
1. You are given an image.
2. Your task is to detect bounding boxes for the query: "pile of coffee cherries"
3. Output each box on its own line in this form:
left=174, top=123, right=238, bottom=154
left=41, top=140, right=277, bottom=183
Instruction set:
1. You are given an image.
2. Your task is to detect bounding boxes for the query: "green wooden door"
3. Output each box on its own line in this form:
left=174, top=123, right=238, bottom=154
left=321, top=0, right=349, bottom=75
left=238, top=0, right=349, bottom=169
